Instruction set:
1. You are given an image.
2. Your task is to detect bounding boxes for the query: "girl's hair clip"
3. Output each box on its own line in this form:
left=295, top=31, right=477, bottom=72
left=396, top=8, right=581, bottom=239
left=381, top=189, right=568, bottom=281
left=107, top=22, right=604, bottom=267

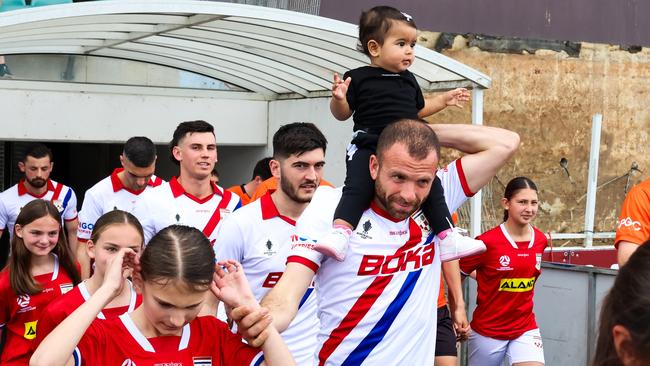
left=401, top=12, right=413, bottom=22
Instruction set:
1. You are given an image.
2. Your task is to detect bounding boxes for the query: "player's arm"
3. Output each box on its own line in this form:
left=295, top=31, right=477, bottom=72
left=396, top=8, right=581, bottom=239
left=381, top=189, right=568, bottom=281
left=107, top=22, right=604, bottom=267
left=31, top=248, right=137, bottom=366
left=261, top=262, right=315, bottom=333
left=330, top=73, right=353, bottom=121
left=617, top=241, right=639, bottom=267
left=442, top=260, right=470, bottom=340
left=430, top=124, right=519, bottom=193
left=64, top=218, right=79, bottom=257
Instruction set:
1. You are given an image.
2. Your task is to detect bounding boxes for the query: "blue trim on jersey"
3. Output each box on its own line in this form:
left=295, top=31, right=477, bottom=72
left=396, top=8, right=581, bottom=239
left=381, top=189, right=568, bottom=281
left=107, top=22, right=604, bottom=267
left=62, top=188, right=72, bottom=211
left=298, top=287, right=314, bottom=309
left=73, top=348, right=81, bottom=366
left=340, top=269, right=423, bottom=366
left=253, top=355, right=264, bottom=366
left=233, top=200, right=242, bottom=211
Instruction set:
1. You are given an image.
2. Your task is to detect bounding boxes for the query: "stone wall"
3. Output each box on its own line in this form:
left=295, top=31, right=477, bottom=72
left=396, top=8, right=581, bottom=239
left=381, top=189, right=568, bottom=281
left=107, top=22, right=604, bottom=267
left=420, top=33, right=650, bottom=238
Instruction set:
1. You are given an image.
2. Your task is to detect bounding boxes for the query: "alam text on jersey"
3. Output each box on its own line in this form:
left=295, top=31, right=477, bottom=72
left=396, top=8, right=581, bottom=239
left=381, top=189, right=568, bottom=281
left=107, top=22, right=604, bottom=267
left=499, top=277, right=536, bottom=292
left=358, top=243, right=435, bottom=276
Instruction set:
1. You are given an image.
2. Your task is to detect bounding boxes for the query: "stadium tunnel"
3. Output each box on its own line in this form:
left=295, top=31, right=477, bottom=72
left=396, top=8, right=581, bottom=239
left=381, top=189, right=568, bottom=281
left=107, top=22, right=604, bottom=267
left=0, top=0, right=491, bottom=225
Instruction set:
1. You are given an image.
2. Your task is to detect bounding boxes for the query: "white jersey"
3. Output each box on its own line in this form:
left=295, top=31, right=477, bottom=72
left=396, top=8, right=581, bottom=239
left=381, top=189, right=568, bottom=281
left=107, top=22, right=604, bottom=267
left=77, top=169, right=164, bottom=241
left=290, top=159, right=473, bottom=366
left=0, top=179, right=78, bottom=240
left=136, top=177, right=241, bottom=244
left=214, top=192, right=318, bottom=365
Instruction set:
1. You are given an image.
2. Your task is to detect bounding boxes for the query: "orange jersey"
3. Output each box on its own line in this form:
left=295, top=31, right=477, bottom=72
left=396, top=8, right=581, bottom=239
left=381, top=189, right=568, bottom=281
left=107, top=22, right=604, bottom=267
left=615, top=179, right=650, bottom=247
left=250, top=177, right=334, bottom=203
left=227, top=184, right=252, bottom=206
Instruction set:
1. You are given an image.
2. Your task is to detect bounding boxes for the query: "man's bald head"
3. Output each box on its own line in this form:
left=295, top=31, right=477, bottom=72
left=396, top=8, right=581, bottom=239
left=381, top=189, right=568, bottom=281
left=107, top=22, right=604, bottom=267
left=375, top=119, right=440, bottom=162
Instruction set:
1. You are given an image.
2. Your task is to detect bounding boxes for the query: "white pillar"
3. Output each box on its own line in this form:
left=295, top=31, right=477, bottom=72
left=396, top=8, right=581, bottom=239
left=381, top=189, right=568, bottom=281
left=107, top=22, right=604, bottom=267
left=470, top=88, right=484, bottom=237
left=584, top=114, right=603, bottom=248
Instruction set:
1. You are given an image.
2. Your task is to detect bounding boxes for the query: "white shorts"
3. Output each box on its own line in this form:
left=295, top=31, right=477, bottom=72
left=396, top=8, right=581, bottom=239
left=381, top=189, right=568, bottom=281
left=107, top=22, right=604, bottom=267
left=468, top=328, right=545, bottom=366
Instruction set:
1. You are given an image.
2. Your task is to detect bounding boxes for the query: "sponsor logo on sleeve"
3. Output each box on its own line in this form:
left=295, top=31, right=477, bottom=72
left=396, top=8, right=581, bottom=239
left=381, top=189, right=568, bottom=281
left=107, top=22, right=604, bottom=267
left=499, top=277, right=536, bottom=292
left=618, top=217, right=642, bottom=231
left=535, top=253, right=542, bottom=271
left=23, top=321, right=37, bottom=340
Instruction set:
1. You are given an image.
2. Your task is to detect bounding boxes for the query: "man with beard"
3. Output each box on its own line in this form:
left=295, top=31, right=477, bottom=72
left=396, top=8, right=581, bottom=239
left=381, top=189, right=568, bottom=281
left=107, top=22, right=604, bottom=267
left=257, top=119, right=519, bottom=365
left=0, top=143, right=78, bottom=249
left=214, top=122, right=327, bottom=365
left=135, top=120, right=241, bottom=244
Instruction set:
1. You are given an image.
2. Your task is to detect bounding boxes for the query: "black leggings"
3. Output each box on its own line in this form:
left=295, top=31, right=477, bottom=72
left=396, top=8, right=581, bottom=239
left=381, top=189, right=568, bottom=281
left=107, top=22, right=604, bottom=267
left=333, top=132, right=453, bottom=234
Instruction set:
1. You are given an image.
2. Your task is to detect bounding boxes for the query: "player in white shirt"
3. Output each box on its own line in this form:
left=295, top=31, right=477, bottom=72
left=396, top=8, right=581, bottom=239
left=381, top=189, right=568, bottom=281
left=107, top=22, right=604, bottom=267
left=0, top=143, right=78, bottom=250
left=136, top=120, right=241, bottom=244
left=214, top=122, right=328, bottom=365
left=77, top=136, right=163, bottom=278
left=256, top=120, right=519, bottom=365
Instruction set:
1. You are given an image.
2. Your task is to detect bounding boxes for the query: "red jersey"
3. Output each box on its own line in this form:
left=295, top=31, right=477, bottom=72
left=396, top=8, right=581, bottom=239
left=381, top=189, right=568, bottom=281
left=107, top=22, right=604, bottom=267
left=0, top=256, right=75, bottom=365
left=36, top=280, right=141, bottom=347
left=460, top=224, right=547, bottom=340
left=73, top=314, right=262, bottom=366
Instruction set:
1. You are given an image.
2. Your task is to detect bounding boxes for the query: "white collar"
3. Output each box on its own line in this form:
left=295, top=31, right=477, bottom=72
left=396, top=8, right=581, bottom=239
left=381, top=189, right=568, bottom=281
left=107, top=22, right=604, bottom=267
left=79, top=279, right=137, bottom=320
left=119, top=313, right=191, bottom=352
left=499, top=223, right=535, bottom=249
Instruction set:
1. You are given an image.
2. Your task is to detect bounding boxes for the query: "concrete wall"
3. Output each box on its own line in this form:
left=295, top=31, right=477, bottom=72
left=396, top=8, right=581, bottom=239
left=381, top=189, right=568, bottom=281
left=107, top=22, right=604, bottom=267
left=0, top=82, right=268, bottom=145
left=424, top=36, right=650, bottom=236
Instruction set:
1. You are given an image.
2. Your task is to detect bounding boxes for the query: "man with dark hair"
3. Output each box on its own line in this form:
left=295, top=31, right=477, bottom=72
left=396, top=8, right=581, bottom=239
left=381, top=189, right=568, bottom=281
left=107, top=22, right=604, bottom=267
left=227, top=157, right=273, bottom=206
left=214, top=122, right=327, bottom=364
left=76, top=136, right=163, bottom=277
left=136, top=120, right=241, bottom=244
left=255, top=120, right=519, bottom=364
left=0, top=142, right=78, bottom=249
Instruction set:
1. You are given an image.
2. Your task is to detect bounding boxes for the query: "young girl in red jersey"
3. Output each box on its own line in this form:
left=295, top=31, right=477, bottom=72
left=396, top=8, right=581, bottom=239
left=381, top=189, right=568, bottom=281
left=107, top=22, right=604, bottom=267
left=36, top=210, right=144, bottom=345
left=460, top=177, right=547, bottom=366
left=31, top=224, right=295, bottom=366
left=0, top=199, right=81, bottom=365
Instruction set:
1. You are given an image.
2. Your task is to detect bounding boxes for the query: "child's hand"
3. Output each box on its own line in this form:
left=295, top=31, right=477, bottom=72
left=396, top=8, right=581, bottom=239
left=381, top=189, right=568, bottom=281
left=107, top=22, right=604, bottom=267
left=103, top=248, right=139, bottom=298
left=211, top=260, right=258, bottom=309
left=331, top=73, right=351, bottom=101
left=443, top=88, right=471, bottom=108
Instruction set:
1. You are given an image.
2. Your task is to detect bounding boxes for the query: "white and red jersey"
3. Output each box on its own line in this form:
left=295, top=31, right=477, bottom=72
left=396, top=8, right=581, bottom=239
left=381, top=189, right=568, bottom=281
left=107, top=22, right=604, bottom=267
left=0, top=255, right=76, bottom=365
left=460, top=224, right=548, bottom=340
left=135, top=177, right=241, bottom=244
left=214, top=191, right=318, bottom=365
left=77, top=168, right=163, bottom=241
left=73, top=314, right=262, bottom=366
left=36, top=280, right=141, bottom=348
left=0, top=179, right=78, bottom=240
left=288, top=159, right=473, bottom=366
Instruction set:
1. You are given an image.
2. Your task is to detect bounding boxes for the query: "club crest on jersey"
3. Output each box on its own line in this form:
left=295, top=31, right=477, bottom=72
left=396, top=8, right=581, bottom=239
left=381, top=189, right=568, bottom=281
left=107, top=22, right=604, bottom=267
left=193, top=356, right=212, bottom=366
left=23, top=321, right=37, bottom=340
left=60, top=283, right=74, bottom=294
left=355, top=220, right=373, bottom=239
left=411, top=210, right=432, bottom=238
left=535, top=253, right=542, bottom=271
left=263, top=239, right=277, bottom=257
left=121, top=359, right=136, bottom=366
left=52, top=199, right=64, bottom=212
left=497, top=255, right=513, bottom=271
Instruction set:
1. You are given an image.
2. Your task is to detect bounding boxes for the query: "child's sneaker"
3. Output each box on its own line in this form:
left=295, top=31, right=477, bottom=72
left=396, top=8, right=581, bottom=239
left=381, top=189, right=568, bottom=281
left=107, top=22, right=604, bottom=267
left=439, top=227, right=486, bottom=262
left=314, top=225, right=352, bottom=261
